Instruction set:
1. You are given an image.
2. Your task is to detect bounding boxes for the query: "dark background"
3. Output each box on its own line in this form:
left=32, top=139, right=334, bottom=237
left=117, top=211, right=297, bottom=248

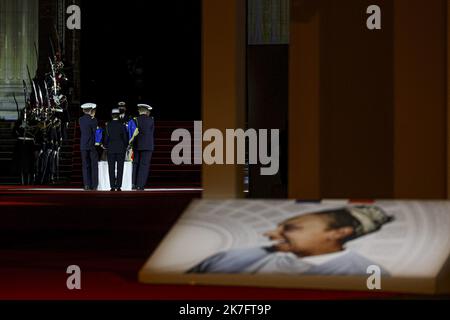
left=80, top=0, right=289, bottom=197
left=80, top=1, right=201, bottom=121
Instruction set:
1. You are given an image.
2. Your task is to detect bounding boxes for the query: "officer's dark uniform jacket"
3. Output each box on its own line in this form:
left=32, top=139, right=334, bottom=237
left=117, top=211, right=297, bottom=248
left=79, top=113, right=99, bottom=190
left=120, top=114, right=131, bottom=126
left=105, top=120, right=128, bottom=154
left=79, top=114, right=97, bottom=150
left=131, top=114, right=155, bottom=189
left=134, top=115, right=154, bottom=151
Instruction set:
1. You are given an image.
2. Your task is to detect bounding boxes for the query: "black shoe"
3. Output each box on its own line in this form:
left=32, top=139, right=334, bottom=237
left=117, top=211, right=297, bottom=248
left=110, top=188, right=116, bottom=192
left=116, top=188, right=122, bottom=192
left=84, top=186, right=90, bottom=191
left=132, top=185, right=137, bottom=190
left=137, top=187, right=145, bottom=191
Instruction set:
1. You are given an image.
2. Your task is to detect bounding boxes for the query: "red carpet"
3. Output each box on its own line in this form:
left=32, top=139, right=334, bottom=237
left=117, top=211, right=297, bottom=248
left=0, top=187, right=410, bottom=300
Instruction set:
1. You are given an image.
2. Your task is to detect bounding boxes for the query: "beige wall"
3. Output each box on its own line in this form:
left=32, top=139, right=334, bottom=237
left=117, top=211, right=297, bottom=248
left=448, top=0, right=450, bottom=199
left=289, top=0, right=448, bottom=199
left=288, top=0, right=321, bottom=199
left=202, top=0, right=246, bottom=198
left=394, top=0, right=447, bottom=199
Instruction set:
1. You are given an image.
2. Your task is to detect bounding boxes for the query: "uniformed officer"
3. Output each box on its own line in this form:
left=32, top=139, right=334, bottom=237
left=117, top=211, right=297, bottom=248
left=12, top=108, right=36, bottom=185
left=118, top=101, right=131, bottom=125
left=130, top=104, right=154, bottom=191
left=105, top=109, right=128, bottom=191
left=79, top=103, right=99, bottom=191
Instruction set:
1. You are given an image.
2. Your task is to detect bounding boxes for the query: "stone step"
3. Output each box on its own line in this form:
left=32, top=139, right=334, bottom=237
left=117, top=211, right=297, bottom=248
left=0, top=120, right=203, bottom=187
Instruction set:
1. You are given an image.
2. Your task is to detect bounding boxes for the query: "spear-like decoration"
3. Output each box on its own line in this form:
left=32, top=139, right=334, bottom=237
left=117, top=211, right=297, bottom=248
left=32, top=80, right=40, bottom=108
left=49, top=37, right=56, bottom=60
left=49, top=57, right=57, bottom=96
left=53, top=24, right=62, bottom=58
left=44, top=80, right=51, bottom=108
left=22, top=80, right=29, bottom=104
left=22, top=80, right=28, bottom=122
left=26, top=65, right=38, bottom=107
left=38, top=84, right=44, bottom=109
left=34, top=42, right=39, bottom=66
left=13, top=93, right=20, bottom=119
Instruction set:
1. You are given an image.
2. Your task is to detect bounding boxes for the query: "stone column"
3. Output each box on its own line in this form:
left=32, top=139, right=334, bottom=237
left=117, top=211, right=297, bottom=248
left=0, top=0, right=39, bottom=120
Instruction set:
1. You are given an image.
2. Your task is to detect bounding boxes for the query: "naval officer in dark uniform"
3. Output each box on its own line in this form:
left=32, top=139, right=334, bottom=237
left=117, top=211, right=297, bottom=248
left=130, top=104, right=154, bottom=191
left=118, top=101, right=131, bottom=125
left=79, top=103, right=99, bottom=191
left=105, top=108, right=128, bottom=191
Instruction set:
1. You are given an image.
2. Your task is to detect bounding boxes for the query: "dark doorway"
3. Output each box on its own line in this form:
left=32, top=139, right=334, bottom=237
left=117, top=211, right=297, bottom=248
left=80, top=1, right=201, bottom=121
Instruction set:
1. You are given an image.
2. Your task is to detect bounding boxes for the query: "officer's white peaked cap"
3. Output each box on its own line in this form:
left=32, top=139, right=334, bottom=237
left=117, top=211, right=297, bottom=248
left=138, top=104, right=152, bottom=111
left=81, top=103, right=97, bottom=110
